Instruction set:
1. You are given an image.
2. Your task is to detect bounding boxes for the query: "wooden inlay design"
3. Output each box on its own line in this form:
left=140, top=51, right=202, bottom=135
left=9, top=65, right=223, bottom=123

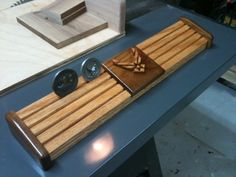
left=5, top=18, right=213, bottom=170
left=103, top=47, right=165, bottom=95
left=112, top=47, right=146, bottom=73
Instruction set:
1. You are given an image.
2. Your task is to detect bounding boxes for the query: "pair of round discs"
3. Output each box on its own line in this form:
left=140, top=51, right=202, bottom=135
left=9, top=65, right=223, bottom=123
left=52, top=58, right=101, bottom=97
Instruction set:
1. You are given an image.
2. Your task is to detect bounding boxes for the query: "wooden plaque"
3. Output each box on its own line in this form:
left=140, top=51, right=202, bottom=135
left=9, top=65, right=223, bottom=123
left=103, top=47, right=165, bottom=95
left=6, top=17, right=213, bottom=170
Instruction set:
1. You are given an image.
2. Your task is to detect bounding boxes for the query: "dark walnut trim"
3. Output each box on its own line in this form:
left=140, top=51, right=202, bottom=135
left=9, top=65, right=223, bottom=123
left=180, top=17, right=213, bottom=48
left=6, top=112, right=54, bottom=170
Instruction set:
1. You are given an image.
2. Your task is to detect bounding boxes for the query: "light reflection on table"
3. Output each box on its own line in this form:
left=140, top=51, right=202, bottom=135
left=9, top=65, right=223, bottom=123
left=85, top=133, right=115, bottom=164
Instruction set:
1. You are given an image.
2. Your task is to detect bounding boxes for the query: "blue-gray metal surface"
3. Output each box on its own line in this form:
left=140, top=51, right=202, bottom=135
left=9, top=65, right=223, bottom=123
left=109, top=138, right=163, bottom=177
left=1, top=4, right=236, bottom=177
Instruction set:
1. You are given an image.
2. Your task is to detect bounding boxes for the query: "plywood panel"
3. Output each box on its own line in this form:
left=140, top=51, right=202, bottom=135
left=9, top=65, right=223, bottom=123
left=42, top=0, right=86, bottom=25
left=85, top=0, right=126, bottom=33
left=0, top=0, right=124, bottom=93
left=17, top=12, right=108, bottom=48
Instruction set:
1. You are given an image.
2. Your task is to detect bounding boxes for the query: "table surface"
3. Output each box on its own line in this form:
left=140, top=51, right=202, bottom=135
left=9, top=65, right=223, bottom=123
left=1, top=4, right=236, bottom=177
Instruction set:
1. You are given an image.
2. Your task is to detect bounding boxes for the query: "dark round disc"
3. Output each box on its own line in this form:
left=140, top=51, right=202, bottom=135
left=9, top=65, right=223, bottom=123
left=81, top=58, right=101, bottom=81
left=52, top=69, right=78, bottom=97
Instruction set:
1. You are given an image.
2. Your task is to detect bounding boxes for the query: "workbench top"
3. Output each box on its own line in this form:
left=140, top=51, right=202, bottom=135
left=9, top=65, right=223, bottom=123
left=1, top=4, right=236, bottom=177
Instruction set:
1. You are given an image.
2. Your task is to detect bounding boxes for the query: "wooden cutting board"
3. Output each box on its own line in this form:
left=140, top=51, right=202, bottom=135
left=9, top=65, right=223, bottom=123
left=6, top=17, right=213, bottom=170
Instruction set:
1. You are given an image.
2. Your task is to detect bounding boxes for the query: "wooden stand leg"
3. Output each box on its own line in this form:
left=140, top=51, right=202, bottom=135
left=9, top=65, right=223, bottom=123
left=109, top=137, right=163, bottom=177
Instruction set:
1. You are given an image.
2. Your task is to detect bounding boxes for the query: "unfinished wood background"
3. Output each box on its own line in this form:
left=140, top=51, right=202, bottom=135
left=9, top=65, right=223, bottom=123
left=41, top=0, right=86, bottom=25
left=0, top=0, right=125, bottom=94
left=12, top=19, right=212, bottom=160
left=86, top=0, right=126, bottom=33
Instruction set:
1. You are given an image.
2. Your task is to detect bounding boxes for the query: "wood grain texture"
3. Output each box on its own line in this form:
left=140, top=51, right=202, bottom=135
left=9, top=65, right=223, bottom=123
left=137, top=20, right=184, bottom=50
left=0, top=0, right=124, bottom=93
left=31, top=78, right=117, bottom=135
left=23, top=73, right=110, bottom=127
left=57, top=6, right=86, bottom=25
left=162, top=37, right=208, bottom=71
left=155, top=33, right=202, bottom=65
left=85, top=0, right=126, bottom=33
left=103, top=48, right=165, bottom=95
left=45, top=90, right=131, bottom=158
left=17, top=12, right=108, bottom=48
left=43, top=31, right=208, bottom=158
left=6, top=18, right=213, bottom=167
left=17, top=76, right=86, bottom=119
left=16, top=0, right=127, bottom=48
left=5, top=112, right=53, bottom=170
left=143, top=25, right=190, bottom=55
left=180, top=17, right=213, bottom=48
left=148, top=29, right=195, bottom=60
left=37, top=84, right=123, bottom=144
left=42, top=0, right=86, bottom=25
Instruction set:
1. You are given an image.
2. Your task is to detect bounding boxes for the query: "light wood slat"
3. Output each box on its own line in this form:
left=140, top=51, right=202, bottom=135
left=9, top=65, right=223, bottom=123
left=137, top=21, right=185, bottom=50
left=143, top=25, right=190, bottom=55
left=149, top=29, right=195, bottom=60
left=155, top=33, right=201, bottom=65
left=162, top=37, right=208, bottom=71
left=18, top=69, right=104, bottom=119
left=17, top=77, right=86, bottom=119
left=44, top=90, right=131, bottom=157
left=24, top=73, right=110, bottom=127
left=37, top=84, right=124, bottom=144
left=31, top=79, right=117, bottom=136
left=180, top=17, right=213, bottom=48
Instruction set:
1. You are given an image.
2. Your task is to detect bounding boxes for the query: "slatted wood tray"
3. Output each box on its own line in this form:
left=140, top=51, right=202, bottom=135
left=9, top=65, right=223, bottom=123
left=6, top=17, right=213, bottom=170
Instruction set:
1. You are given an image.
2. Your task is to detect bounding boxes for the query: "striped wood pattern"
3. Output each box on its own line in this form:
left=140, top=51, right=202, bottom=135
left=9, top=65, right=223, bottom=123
left=8, top=18, right=212, bottom=160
